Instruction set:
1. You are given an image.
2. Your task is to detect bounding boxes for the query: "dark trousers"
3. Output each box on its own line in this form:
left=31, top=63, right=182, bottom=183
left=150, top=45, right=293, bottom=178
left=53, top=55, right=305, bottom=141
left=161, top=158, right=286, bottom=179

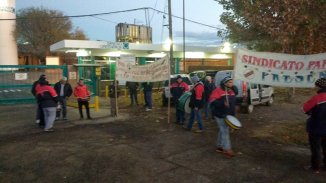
left=78, top=100, right=91, bottom=119
left=56, top=96, right=67, bottom=118
left=129, top=89, right=138, bottom=105
left=175, top=100, right=185, bottom=124
left=309, top=134, right=326, bottom=170
left=144, top=91, right=152, bottom=109
left=37, top=103, right=45, bottom=127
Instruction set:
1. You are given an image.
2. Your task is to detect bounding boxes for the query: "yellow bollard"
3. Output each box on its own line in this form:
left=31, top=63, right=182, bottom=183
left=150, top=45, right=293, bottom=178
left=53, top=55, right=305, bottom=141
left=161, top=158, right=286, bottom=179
left=95, top=96, right=99, bottom=112
left=105, top=85, right=109, bottom=99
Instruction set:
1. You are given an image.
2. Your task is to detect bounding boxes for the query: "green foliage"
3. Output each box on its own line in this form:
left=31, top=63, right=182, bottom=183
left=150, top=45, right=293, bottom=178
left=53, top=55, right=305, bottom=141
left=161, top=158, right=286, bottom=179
left=16, top=7, right=88, bottom=60
left=216, top=0, right=326, bottom=54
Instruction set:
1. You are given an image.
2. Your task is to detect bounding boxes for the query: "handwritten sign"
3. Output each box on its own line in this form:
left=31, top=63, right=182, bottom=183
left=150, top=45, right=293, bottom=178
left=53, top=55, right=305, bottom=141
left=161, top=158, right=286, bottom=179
left=15, top=73, right=28, bottom=80
left=234, top=49, right=326, bottom=88
left=116, top=56, right=170, bottom=82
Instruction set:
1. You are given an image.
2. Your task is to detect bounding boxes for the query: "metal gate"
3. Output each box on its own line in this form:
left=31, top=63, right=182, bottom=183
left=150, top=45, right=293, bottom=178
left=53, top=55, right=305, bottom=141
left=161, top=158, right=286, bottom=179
left=0, top=65, right=67, bottom=105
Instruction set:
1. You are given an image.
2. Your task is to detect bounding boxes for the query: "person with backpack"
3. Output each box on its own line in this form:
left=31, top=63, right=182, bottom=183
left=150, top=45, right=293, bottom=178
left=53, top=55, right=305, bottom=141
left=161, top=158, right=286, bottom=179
left=184, top=75, right=204, bottom=132
left=303, top=78, right=326, bottom=174
left=171, top=75, right=189, bottom=125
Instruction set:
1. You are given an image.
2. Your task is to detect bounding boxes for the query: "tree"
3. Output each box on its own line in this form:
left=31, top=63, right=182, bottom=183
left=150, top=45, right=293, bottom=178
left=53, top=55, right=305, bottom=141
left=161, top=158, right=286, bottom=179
left=16, top=7, right=88, bottom=62
left=217, top=0, right=326, bottom=54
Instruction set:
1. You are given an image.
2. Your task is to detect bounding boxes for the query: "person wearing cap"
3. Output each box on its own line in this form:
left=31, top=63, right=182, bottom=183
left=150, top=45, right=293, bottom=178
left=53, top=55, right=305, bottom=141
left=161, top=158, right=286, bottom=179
left=209, top=76, right=238, bottom=158
left=303, top=78, right=326, bottom=174
left=184, top=75, right=204, bottom=132
left=171, top=75, right=189, bottom=125
left=31, top=74, right=48, bottom=127
left=35, top=77, right=58, bottom=132
left=74, top=79, right=92, bottom=119
left=54, top=76, right=72, bottom=120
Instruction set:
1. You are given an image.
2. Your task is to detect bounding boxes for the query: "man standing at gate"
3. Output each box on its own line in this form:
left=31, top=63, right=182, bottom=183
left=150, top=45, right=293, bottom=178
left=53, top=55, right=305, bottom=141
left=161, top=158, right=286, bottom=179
left=54, top=76, right=72, bottom=120
left=74, top=79, right=92, bottom=120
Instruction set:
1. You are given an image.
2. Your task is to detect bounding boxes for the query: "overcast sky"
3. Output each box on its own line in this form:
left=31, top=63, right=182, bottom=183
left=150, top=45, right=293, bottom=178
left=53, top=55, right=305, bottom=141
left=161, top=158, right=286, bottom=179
left=16, top=0, right=225, bottom=46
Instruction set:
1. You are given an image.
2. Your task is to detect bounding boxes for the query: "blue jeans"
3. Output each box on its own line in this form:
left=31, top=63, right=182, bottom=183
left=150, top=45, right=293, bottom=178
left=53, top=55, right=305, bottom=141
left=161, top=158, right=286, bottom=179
left=187, top=108, right=203, bottom=130
left=204, top=101, right=211, bottom=118
left=144, top=91, right=152, bottom=109
left=215, top=116, right=231, bottom=150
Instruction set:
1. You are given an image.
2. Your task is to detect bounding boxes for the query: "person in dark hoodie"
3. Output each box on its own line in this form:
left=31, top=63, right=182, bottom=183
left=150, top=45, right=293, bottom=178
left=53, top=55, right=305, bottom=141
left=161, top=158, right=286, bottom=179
left=35, top=77, right=58, bottom=132
left=31, top=74, right=47, bottom=127
left=303, top=78, right=326, bottom=174
left=209, top=76, right=238, bottom=158
left=171, top=75, right=189, bottom=124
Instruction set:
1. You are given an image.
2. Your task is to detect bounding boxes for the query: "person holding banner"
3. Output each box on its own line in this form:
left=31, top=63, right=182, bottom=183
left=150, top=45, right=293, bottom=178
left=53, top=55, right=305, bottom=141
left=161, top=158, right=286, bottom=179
left=171, top=75, right=189, bottom=125
left=209, top=76, right=237, bottom=158
left=303, top=78, right=326, bottom=174
left=184, top=75, right=204, bottom=132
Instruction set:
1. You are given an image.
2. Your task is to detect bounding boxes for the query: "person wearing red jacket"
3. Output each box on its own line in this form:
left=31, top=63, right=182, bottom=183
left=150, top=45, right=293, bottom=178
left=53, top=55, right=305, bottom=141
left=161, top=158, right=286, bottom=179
left=171, top=75, right=189, bottom=125
left=74, top=79, right=92, bottom=119
left=35, top=77, right=58, bottom=132
left=303, top=78, right=326, bottom=173
left=184, top=75, right=204, bottom=132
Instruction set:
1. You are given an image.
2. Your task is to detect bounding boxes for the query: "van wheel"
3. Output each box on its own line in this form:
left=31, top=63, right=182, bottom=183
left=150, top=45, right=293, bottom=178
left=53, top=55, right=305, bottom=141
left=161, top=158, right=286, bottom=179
left=242, top=104, right=254, bottom=114
left=266, top=96, right=274, bottom=106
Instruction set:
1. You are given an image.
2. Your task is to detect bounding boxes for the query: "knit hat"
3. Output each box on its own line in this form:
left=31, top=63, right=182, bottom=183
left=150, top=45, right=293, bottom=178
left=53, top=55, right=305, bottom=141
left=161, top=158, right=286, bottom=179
left=315, top=78, right=326, bottom=89
left=61, top=76, right=67, bottom=81
left=221, top=76, right=233, bottom=84
left=191, top=75, right=200, bottom=83
left=176, top=75, right=182, bottom=79
left=39, top=74, right=46, bottom=79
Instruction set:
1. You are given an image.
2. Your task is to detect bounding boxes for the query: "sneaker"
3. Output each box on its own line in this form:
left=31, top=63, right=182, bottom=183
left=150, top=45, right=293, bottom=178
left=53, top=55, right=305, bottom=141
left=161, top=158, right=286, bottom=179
left=55, top=117, right=59, bottom=121
left=304, top=166, right=320, bottom=174
left=223, top=150, right=235, bottom=158
left=35, top=119, right=40, bottom=124
left=87, top=117, right=92, bottom=120
left=215, top=147, right=224, bottom=153
left=194, top=129, right=204, bottom=133
left=44, top=128, right=54, bottom=132
left=145, top=108, right=152, bottom=112
left=63, top=117, right=68, bottom=120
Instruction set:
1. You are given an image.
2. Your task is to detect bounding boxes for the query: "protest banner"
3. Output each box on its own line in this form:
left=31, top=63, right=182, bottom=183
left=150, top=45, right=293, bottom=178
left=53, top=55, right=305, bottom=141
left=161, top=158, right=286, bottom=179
left=234, top=49, right=326, bottom=87
left=116, top=56, right=170, bottom=82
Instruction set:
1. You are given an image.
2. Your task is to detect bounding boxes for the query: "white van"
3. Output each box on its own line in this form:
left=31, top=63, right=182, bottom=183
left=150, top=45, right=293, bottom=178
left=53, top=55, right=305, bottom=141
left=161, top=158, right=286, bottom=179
left=214, top=70, right=274, bottom=113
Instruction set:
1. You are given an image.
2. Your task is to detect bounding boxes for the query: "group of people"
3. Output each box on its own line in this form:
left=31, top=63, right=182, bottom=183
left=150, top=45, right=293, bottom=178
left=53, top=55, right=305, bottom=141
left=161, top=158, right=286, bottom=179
left=125, top=81, right=153, bottom=111
left=31, top=75, right=92, bottom=132
left=170, top=74, right=237, bottom=158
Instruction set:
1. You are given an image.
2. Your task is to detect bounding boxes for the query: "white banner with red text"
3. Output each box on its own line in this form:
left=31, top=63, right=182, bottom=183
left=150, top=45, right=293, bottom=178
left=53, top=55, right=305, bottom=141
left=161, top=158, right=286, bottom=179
left=234, top=49, right=326, bottom=87
left=115, top=56, right=170, bottom=82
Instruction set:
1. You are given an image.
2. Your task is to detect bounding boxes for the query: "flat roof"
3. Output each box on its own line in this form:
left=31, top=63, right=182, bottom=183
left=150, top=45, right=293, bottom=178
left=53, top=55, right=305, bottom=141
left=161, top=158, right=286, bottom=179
left=50, top=40, right=234, bottom=59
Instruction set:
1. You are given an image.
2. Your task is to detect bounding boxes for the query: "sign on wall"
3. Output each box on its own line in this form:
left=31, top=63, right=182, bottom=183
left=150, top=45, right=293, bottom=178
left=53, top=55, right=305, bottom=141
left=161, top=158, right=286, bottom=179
left=116, top=56, right=170, bottom=82
left=234, top=49, right=326, bottom=88
left=15, top=73, right=28, bottom=80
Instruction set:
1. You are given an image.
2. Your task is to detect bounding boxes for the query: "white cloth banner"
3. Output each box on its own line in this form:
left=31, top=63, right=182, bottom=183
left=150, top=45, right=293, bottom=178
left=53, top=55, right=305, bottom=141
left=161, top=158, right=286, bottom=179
left=234, top=49, right=326, bottom=88
left=116, top=56, right=170, bottom=82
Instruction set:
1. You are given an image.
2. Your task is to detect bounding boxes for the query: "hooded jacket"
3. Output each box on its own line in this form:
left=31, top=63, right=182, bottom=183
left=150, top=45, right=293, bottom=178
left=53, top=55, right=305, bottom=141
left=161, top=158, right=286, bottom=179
left=303, top=88, right=326, bottom=135
left=209, top=81, right=237, bottom=118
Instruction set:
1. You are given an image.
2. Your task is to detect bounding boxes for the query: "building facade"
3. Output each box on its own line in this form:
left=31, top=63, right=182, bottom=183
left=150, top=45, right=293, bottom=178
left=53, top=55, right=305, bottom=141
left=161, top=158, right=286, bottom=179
left=115, top=23, right=152, bottom=44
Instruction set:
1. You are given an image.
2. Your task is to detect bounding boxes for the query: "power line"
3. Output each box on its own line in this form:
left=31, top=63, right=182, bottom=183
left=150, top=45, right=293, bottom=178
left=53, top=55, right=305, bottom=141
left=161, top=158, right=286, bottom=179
left=2, top=7, right=225, bottom=30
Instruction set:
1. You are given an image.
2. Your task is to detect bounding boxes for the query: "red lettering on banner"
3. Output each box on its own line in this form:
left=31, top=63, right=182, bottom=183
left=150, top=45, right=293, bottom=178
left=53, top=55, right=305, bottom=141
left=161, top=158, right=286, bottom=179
left=262, top=58, right=269, bottom=67
left=296, top=62, right=304, bottom=70
left=280, top=61, right=288, bottom=70
left=273, top=60, right=280, bottom=69
left=253, top=57, right=261, bottom=66
left=323, top=60, right=326, bottom=69
left=288, top=61, right=296, bottom=70
left=242, top=55, right=249, bottom=63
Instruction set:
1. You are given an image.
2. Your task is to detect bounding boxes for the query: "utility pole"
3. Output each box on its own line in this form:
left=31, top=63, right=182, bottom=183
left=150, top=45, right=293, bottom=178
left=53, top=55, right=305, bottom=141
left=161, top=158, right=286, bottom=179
left=183, top=0, right=186, bottom=73
left=168, top=0, right=174, bottom=74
